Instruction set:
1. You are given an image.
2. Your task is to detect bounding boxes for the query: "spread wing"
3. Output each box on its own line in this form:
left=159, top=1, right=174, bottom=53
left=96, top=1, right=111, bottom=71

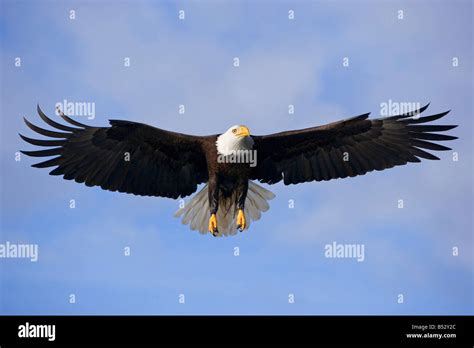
left=20, top=106, right=209, bottom=198
left=251, top=104, right=457, bottom=185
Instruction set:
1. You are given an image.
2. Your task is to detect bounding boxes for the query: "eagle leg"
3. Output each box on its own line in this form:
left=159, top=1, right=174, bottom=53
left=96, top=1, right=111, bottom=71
left=208, top=214, right=219, bottom=237
left=236, top=209, right=246, bottom=232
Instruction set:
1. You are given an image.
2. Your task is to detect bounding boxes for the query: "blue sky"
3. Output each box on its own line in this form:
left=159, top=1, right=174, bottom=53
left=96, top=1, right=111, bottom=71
left=0, top=0, right=472, bottom=315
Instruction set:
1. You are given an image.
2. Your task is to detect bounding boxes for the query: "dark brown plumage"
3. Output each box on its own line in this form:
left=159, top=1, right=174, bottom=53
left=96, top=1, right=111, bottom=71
left=21, top=105, right=211, bottom=199
left=20, top=103, right=457, bottom=236
left=251, top=103, right=457, bottom=185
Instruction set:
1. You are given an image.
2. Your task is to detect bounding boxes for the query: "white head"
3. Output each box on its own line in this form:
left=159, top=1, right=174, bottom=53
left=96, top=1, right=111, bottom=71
left=216, top=125, right=254, bottom=156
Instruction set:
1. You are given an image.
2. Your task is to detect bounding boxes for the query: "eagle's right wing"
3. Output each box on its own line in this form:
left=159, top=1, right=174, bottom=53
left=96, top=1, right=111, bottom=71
left=20, top=106, right=209, bottom=198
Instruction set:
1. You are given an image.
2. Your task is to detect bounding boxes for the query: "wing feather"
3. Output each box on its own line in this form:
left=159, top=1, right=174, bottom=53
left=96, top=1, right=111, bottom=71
left=20, top=106, right=209, bottom=198
left=251, top=104, right=457, bottom=184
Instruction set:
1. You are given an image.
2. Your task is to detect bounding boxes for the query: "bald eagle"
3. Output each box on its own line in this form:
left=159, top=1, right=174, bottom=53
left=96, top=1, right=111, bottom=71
left=20, top=104, right=456, bottom=237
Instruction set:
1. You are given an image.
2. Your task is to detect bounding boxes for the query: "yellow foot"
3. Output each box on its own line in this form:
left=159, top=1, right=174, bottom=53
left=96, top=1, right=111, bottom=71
left=236, top=209, right=246, bottom=232
left=208, top=214, right=218, bottom=237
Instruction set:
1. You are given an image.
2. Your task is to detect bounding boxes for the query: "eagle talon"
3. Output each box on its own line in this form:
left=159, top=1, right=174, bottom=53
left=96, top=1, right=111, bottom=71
left=208, top=214, right=218, bottom=236
left=236, top=209, right=246, bottom=232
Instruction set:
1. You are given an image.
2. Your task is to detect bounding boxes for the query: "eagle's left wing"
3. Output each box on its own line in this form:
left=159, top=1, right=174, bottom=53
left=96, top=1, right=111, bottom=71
left=20, top=105, right=209, bottom=198
left=251, top=104, right=457, bottom=185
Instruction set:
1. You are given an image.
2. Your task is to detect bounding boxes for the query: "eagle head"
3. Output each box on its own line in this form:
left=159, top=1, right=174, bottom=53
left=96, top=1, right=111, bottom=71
left=216, top=125, right=254, bottom=156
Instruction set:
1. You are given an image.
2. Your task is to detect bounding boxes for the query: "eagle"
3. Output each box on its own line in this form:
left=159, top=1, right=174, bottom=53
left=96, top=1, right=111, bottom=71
left=20, top=104, right=457, bottom=237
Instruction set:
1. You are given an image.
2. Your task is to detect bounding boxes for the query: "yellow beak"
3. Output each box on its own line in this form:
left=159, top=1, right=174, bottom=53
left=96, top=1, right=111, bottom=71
left=236, top=126, right=250, bottom=137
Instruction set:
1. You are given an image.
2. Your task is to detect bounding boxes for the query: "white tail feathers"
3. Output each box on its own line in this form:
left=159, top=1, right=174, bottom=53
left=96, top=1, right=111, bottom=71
left=174, top=181, right=275, bottom=236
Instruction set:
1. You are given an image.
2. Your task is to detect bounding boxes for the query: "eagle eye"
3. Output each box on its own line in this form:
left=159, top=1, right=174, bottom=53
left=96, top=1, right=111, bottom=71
left=232, top=129, right=237, bottom=134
